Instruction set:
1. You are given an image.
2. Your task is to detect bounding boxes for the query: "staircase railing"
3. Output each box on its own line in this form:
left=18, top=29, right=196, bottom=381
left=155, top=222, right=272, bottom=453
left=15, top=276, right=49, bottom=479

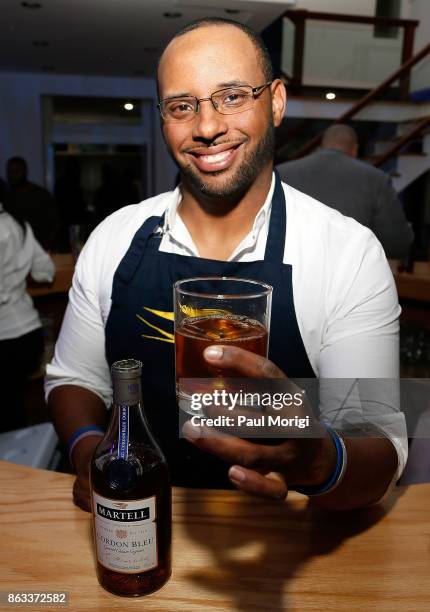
left=280, top=41, right=430, bottom=163
left=373, top=116, right=430, bottom=167
left=283, top=9, right=419, bottom=99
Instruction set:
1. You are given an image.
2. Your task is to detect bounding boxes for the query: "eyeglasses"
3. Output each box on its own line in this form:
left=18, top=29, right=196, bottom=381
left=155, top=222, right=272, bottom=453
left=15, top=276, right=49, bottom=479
left=158, top=82, right=272, bottom=123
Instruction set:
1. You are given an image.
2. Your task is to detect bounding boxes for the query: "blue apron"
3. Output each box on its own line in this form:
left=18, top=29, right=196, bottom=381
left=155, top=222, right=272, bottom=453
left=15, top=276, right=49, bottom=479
left=105, top=173, right=315, bottom=488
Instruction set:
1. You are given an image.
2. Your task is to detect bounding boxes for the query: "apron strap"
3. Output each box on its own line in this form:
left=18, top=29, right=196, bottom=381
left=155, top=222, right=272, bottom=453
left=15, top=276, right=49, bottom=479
left=264, top=170, right=287, bottom=264
left=114, top=214, right=163, bottom=287
left=115, top=170, right=286, bottom=289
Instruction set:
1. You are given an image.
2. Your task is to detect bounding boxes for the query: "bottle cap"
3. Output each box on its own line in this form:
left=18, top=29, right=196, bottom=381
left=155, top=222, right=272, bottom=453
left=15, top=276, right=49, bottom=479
left=111, top=359, right=142, bottom=380
left=111, top=359, right=143, bottom=405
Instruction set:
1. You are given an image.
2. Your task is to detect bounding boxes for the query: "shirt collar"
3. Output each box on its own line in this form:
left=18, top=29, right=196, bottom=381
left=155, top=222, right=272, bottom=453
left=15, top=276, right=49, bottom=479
left=249, top=172, right=275, bottom=240
left=163, top=185, right=181, bottom=232
left=163, top=172, right=276, bottom=237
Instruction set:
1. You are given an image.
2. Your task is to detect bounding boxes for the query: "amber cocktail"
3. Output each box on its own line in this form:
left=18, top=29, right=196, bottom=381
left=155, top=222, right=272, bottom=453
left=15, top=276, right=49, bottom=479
left=174, top=277, right=272, bottom=415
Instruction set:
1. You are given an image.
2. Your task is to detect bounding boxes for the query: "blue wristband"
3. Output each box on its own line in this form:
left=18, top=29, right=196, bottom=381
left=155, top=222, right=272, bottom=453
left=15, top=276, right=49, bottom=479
left=66, top=425, right=104, bottom=465
left=294, top=425, right=346, bottom=496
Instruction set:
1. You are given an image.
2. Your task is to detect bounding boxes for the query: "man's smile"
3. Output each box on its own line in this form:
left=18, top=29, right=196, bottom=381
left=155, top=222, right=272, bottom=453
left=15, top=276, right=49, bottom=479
left=184, top=141, right=244, bottom=173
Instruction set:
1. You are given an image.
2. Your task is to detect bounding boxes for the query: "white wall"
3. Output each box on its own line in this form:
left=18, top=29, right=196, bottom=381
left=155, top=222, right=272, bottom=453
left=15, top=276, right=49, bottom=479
left=292, top=0, right=376, bottom=15
left=302, top=22, right=401, bottom=88
left=407, top=0, right=430, bottom=93
left=282, top=0, right=430, bottom=92
left=0, top=71, right=177, bottom=194
left=282, top=7, right=403, bottom=88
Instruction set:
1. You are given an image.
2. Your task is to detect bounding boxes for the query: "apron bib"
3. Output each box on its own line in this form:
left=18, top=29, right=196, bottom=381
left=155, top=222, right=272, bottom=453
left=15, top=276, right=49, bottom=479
left=106, top=172, right=315, bottom=487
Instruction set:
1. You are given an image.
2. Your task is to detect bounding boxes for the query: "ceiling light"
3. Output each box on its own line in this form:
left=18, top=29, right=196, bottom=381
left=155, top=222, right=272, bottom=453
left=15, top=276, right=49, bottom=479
left=163, top=12, right=182, bottom=18
left=22, top=1, right=41, bottom=8
left=325, top=92, right=336, bottom=100
left=124, top=103, right=134, bottom=111
left=33, top=40, right=50, bottom=47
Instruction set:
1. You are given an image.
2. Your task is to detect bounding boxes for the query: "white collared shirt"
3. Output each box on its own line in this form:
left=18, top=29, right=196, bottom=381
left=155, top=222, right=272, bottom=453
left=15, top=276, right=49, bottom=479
left=164, top=176, right=275, bottom=261
left=0, top=205, right=55, bottom=339
left=45, top=176, right=407, bottom=478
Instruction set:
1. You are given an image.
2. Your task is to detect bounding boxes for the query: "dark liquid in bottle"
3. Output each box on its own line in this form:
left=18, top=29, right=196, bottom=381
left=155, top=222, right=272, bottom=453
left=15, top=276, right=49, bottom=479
left=91, top=443, right=171, bottom=597
left=176, top=314, right=268, bottom=379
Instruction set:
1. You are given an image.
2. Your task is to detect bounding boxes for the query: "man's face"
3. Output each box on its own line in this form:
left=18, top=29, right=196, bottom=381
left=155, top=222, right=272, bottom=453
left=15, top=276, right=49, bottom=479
left=158, top=26, right=284, bottom=199
left=7, top=161, right=27, bottom=187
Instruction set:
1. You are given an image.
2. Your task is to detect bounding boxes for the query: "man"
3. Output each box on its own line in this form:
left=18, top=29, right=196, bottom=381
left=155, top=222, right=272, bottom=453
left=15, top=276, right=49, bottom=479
left=0, top=177, right=6, bottom=200
left=46, top=18, right=407, bottom=512
left=277, top=125, right=413, bottom=259
left=6, top=157, right=59, bottom=250
left=54, top=157, right=88, bottom=251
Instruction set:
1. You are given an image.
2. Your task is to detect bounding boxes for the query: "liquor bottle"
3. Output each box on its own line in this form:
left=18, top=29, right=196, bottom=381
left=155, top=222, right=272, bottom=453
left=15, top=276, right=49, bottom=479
left=90, top=359, right=171, bottom=597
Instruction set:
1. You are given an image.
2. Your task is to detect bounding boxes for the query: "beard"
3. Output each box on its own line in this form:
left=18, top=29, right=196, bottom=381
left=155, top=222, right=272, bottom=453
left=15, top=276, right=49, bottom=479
left=175, top=120, right=275, bottom=200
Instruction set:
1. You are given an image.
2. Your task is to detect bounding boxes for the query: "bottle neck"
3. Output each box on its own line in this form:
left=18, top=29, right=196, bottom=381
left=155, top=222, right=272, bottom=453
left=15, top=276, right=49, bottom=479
left=107, top=402, right=155, bottom=458
left=112, top=376, right=142, bottom=405
left=111, top=376, right=148, bottom=459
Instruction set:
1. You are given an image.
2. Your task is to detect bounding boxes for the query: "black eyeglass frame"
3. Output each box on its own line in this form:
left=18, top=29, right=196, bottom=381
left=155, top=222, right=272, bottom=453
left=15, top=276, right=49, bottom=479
left=157, top=81, right=273, bottom=121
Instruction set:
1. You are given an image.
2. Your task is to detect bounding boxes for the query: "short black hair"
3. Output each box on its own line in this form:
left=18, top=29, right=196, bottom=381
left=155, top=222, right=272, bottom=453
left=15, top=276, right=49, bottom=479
left=7, top=156, right=28, bottom=171
left=321, top=124, right=358, bottom=150
left=158, top=17, right=273, bottom=85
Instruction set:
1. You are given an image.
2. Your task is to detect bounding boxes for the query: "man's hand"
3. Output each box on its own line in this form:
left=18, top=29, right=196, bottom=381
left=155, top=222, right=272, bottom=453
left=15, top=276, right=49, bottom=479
left=71, top=436, right=102, bottom=512
left=48, top=385, right=107, bottom=512
left=182, top=345, right=337, bottom=501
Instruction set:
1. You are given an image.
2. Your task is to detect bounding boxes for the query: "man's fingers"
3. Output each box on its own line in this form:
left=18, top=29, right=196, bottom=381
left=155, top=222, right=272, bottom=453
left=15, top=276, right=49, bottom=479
left=73, top=474, right=92, bottom=513
left=229, top=466, right=288, bottom=500
left=183, top=420, right=289, bottom=469
left=204, top=345, right=286, bottom=379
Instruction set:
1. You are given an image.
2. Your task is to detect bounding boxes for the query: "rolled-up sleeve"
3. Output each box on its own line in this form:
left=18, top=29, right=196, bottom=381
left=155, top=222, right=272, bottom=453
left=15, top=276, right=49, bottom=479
left=0, top=234, right=7, bottom=304
left=319, top=231, right=408, bottom=481
left=28, top=224, right=56, bottom=283
left=44, top=239, right=112, bottom=407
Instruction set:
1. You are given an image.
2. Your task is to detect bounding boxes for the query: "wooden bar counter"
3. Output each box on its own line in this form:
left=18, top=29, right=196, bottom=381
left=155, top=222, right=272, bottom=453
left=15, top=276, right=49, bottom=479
left=1, top=461, right=429, bottom=611
left=389, top=260, right=430, bottom=304
left=26, top=256, right=430, bottom=303
left=28, top=254, right=75, bottom=298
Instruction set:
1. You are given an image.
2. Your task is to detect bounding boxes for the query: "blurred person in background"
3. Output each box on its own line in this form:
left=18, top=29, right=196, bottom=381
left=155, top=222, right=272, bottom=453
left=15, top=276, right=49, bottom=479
left=93, top=163, right=123, bottom=222
left=54, top=157, right=88, bottom=252
left=121, top=167, right=141, bottom=206
left=0, top=180, right=55, bottom=432
left=277, top=125, right=413, bottom=259
left=93, top=164, right=141, bottom=223
left=6, top=156, right=59, bottom=251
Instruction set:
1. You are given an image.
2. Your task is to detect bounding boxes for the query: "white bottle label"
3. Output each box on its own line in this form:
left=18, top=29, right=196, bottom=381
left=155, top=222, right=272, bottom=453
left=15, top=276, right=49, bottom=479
left=92, top=492, right=157, bottom=573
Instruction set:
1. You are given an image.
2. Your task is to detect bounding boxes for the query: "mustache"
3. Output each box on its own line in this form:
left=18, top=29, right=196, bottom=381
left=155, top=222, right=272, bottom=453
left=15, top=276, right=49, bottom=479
left=181, top=139, right=247, bottom=154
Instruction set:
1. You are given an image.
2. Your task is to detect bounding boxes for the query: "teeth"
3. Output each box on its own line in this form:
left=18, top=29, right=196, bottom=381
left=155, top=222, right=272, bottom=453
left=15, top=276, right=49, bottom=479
left=199, top=150, right=232, bottom=164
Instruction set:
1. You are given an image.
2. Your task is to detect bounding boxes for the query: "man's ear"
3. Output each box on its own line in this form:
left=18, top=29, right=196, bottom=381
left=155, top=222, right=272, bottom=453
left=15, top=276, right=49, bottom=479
left=350, top=143, right=359, bottom=159
left=271, top=79, right=287, bottom=128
